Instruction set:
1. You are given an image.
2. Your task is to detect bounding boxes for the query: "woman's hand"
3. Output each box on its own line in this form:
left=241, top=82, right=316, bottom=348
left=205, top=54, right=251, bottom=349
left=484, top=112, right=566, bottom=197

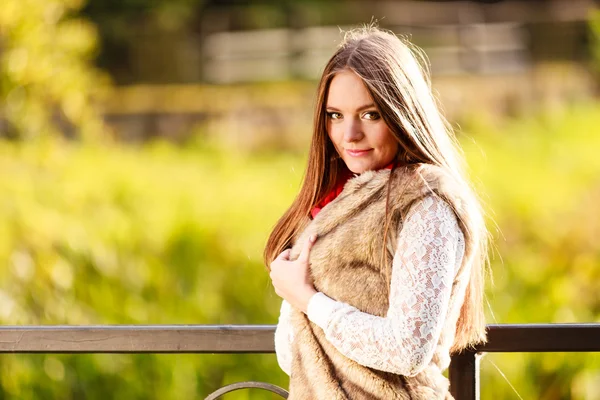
left=270, top=235, right=318, bottom=313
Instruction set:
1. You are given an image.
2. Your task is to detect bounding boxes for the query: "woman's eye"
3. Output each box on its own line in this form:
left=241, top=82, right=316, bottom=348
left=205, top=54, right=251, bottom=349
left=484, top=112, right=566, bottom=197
left=327, top=112, right=342, bottom=120
left=363, top=111, right=380, bottom=120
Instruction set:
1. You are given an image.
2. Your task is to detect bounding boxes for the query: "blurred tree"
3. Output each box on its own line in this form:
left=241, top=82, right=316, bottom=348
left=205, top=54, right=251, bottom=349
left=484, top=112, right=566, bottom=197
left=589, top=9, right=600, bottom=78
left=0, top=0, right=110, bottom=140
left=81, top=0, right=206, bottom=83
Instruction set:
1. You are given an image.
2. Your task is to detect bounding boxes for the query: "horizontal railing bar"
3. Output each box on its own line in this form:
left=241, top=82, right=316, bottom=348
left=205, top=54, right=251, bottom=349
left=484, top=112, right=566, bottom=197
left=0, top=325, right=276, bottom=354
left=0, top=324, right=598, bottom=354
left=477, top=324, right=600, bottom=353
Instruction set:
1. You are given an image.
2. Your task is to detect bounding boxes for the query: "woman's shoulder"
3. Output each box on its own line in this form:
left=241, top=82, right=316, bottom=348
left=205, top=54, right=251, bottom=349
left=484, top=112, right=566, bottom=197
left=390, top=163, right=459, bottom=199
left=414, top=163, right=457, bottom=187
left=406, top=194, right=460, bottom=225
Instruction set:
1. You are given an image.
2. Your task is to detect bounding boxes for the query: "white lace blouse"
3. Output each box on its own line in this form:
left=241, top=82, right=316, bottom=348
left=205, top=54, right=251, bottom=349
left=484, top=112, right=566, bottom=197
left=274, top=195, right=465, bottom=377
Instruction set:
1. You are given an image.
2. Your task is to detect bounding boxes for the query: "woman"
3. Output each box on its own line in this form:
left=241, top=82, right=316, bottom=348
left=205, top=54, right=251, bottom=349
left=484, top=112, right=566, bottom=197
left=265, top=26, right=489, bottom=400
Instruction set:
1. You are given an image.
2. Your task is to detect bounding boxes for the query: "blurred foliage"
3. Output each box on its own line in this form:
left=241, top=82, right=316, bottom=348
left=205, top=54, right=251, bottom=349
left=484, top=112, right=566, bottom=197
left=0, top=0, right=109, bottom=140
left=462, top=103, right=600, bottom=400
left=590, top=9, right=600, bottom=76
left=0, top=139, right=303, bottom=399
left=0, top=102, right=599, bottom=398
left=80, top=0, right=205, bottom=83
left=82, top=0, right=205, bottom=33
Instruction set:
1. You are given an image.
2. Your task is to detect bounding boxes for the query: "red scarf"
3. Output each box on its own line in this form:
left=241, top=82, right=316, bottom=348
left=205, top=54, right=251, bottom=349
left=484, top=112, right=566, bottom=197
left=310, top=162, right=395, bottom=219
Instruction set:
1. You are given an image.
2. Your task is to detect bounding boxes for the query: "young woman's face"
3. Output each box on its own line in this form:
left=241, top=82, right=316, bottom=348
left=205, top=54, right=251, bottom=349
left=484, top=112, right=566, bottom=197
left=326, top=70, right=398, bottom=174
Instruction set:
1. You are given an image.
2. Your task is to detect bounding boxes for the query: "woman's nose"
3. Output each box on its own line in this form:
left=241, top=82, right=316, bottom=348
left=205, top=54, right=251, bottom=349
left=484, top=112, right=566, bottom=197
left=343, top=119, right=363, bottom=142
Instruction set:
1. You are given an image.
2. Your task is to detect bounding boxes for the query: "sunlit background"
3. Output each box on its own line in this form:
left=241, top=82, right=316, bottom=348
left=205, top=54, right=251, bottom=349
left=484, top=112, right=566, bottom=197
left=0, top=0, right=599, bottom=399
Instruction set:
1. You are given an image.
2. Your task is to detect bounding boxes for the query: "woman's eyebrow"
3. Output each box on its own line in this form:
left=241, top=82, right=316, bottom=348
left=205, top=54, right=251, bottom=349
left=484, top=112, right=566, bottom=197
left=325, top=103, right=376, bottom=112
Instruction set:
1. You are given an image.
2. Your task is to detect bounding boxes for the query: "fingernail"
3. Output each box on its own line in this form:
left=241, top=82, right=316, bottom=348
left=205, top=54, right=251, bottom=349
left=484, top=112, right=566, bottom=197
left=310, top=234, right=317, bottom=242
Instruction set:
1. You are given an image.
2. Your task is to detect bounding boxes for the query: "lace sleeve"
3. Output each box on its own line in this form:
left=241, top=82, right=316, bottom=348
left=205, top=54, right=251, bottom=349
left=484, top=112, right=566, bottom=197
left=274, top=299, right=294, bottom=375
left=306, top=195, right=465, bottom=376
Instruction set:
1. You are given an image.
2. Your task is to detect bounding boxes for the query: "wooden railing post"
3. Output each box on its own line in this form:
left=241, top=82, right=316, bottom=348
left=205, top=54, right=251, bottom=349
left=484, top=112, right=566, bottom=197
left=449, top=350, right=481, bottom=400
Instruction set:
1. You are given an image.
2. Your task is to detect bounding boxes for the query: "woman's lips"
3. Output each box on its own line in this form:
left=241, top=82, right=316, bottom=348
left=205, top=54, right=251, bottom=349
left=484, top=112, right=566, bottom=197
left=346, top=149, right=372, bottom=157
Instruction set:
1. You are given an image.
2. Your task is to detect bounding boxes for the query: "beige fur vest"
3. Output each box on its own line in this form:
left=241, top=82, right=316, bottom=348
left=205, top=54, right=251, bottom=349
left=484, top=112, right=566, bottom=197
left=287, top=164, right=474, bottom=400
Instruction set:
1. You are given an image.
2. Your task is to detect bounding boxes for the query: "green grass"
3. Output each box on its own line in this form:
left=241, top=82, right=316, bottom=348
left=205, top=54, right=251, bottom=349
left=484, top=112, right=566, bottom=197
left=0, top=102, right=599, bottom=399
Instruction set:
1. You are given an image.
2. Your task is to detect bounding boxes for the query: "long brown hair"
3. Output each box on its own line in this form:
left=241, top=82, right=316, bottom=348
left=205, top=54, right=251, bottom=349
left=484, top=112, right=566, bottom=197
left=264, top=26, right=490, bottom=351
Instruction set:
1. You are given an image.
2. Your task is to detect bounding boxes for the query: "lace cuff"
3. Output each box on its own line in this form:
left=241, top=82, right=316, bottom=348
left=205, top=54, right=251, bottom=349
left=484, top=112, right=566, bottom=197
left=307, top=292, right=343, bottom=328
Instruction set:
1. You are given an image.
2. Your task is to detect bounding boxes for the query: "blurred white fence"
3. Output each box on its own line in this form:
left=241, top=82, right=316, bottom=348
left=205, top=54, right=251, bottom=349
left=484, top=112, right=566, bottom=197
left=202, top=22, right=530, bottom=83
left=101, top=0, right=597, bottom=144
left=200, top=0, right=594, bottom=83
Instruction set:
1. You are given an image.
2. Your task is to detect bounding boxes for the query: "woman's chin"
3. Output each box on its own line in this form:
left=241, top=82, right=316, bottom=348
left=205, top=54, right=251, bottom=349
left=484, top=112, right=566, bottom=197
left=345, top=162, right=375, bottom=175
left=346, top=165, right=366, bottom=174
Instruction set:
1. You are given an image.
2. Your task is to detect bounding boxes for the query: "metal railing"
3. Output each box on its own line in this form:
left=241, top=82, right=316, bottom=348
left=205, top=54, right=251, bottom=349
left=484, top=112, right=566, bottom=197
left=0, top=324, right=598, bottom=399
left=449, top=324, right=600, bottom=399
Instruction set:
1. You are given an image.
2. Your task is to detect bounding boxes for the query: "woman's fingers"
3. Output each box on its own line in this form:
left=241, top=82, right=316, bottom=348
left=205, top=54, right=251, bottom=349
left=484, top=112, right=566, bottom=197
left=297, top=234, right=317, bottom=264
left=270, top=250, right=290, bottom=273
left=275, top=249, right=291, bottom=261
left=272, top=235, right=316, bottom=271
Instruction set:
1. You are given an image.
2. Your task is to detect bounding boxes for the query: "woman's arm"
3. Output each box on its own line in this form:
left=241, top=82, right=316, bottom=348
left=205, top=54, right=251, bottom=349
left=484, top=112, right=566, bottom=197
left=306, top=195, right=465, bottom=376
left=274, top=299, right=294, bottom=376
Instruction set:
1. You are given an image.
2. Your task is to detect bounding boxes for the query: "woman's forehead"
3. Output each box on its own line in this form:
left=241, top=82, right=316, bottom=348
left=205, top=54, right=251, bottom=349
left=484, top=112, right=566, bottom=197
left=326, top=71, right=374, bottom=109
